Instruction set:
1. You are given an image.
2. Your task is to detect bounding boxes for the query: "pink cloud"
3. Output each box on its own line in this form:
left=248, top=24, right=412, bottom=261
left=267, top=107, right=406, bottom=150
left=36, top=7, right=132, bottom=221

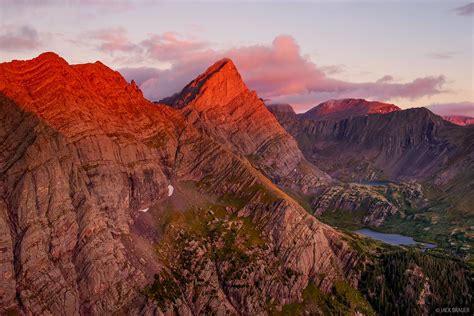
left=113, top=32, right=447, bottom=109
left=87, top=27, right=140, bottom=54
left=426, top=51, right=458, bottom=60
left=226, top=35, right=445, bottom=102
left=0, top=25, right=41, bottom=51
left=225, top=35, right=329, bottom=97
left=140, top=32, right=212, bottom=63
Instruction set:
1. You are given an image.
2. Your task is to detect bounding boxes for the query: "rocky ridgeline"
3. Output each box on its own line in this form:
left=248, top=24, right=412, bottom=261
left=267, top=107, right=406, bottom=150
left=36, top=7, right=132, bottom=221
left=0, top=54, right=358, bottom=315
left=442, top=115, right=474, bottom=126
left=301, top=99, right=401, bottom=121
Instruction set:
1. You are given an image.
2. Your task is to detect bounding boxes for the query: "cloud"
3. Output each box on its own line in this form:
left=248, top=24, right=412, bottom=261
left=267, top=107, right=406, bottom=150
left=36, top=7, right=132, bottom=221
left=426, top=102, right=474, bottom=117
left=86, top=27, right=140, bottom=54
left=453, top=2, right=474, bottom=16
left=140, top=32, right=212, bottom=63
left=0, top=25, right=42, bottom=52
left=112, top=32, right=447, bottom=109
left=320, top=64, right=346, bottom=75
left=426, top=51, right=458, bottom=60
left=119, top=33, right=219, bottom=100
left=0, top=0, right=138, bottom=6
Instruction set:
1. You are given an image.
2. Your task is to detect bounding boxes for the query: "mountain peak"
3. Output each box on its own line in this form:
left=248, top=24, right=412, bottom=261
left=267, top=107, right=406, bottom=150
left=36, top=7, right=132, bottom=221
left=0, top=52, right=151, bottom=135
left=159, top=57, right=247, bottom=109
left=205, top=57, right=235, bottom=72
left=0, top=51, right=69, bottom=71
left=35, top=51, right=66, bottom=63
left=302, top=98, right=401, bottom=121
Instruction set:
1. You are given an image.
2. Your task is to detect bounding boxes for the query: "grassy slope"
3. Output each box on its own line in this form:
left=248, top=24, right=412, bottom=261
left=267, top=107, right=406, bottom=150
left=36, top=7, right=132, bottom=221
left=142, top=179, right=377, bottom=314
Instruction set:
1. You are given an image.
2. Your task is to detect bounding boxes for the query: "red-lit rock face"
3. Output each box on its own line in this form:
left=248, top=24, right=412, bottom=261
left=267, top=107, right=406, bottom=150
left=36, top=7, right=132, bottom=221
left=160, top=58, right=248, bottom=109
left=442, top=115, right=474, bottom=126
left=302, top=98, right=401, bottom=121
left=0, top=52, right=182, bottom=139
left=0, top=52, right=143, bottom=107
left=161, top=58, right=290, bottom=154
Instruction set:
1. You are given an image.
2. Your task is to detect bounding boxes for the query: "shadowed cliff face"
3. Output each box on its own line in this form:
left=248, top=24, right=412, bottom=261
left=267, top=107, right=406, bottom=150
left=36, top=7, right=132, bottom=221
left=270, top=104, right=472, bottom=182
left=0, top=53, right=359, bottom=315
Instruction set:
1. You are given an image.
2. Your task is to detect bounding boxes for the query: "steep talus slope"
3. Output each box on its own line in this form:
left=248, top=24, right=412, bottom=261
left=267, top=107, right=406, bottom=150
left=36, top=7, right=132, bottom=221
left=301, top=98, right=400, bottom=121
left=0, top=54, right=360, bottom=315
left=160, top=59, right=330, bottom=192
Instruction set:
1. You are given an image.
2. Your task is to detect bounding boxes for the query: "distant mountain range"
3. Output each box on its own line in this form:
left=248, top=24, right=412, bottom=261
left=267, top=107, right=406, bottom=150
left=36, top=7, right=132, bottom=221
left=442, top=115, right=474, bottom=126
left=268, top=99, right=474, bottom=210
left=0, top=53, right=471, bottom=315
left=270, top=99, right=474, bottom=126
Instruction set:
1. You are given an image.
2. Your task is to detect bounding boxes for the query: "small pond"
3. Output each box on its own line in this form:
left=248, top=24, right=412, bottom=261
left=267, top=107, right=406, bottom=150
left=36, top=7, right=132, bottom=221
left=355, top=228, right=436, bottom=249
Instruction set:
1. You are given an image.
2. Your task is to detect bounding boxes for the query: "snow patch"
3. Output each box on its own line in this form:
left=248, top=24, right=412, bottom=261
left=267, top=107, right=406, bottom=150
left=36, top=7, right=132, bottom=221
left=168, top=185, right=174, bottom=197
left=139, top=208, right=149, bottom=213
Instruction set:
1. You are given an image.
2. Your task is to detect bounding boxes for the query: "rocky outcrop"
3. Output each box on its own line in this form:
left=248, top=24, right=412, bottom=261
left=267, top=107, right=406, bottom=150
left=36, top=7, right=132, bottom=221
left=311, top=182, right=425, bottom=226
left=266, top=103, right=297, bottom=115
left=266, top=103, right=298, bottom=130
left=301, top=98, right=400, bottom=121
left=0, top=53, right=358, bottom=315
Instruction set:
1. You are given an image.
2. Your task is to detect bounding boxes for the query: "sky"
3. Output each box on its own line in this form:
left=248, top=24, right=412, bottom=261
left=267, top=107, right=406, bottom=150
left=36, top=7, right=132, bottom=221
left=0, top=0, right=472, bottom=114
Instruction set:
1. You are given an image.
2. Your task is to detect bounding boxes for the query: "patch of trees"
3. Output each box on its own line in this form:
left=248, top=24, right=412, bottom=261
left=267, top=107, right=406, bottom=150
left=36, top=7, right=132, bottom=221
left=360, top=250, right=473, bottom=315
